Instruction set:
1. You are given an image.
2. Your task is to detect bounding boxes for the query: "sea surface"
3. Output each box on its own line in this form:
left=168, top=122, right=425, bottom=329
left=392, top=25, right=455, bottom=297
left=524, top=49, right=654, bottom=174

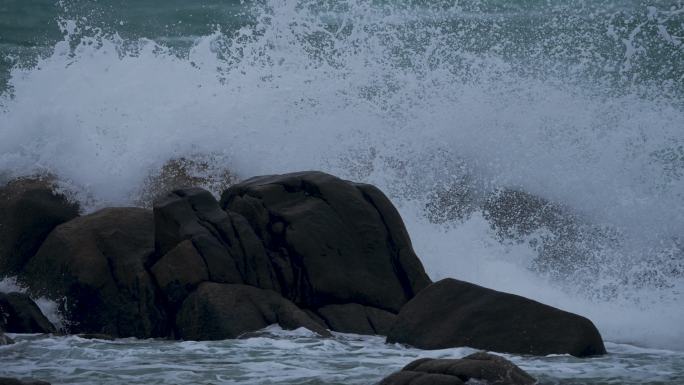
left=1, top=0, right=683, bottom=384
left=2, top=328, right=684, bottom=385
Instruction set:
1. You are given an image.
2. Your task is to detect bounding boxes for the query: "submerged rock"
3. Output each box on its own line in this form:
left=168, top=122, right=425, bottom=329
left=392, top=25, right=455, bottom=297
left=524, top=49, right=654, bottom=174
left=220, top=171, right=431, bottom=326
left=379, top=352, right=536, bottom=385
left=176, top=282, right=330, bottom=340
left=0, top=378, right=51, bottom=385
left=0, top=178, right=79, bottom=276
left=22, top=208, right=168, bottom=338
left=387, top=278, right=606, bottom=357
left=76, top=333, right=115, bottom=340
left=0, top=292, right=55, bottom=334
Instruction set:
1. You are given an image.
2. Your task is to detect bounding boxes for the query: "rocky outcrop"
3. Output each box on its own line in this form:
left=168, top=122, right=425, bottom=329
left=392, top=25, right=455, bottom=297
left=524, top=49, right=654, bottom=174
left=11, top=172, right=431, bottom=339
left=387, top=278, right=606, bottom=357
left=0, top=379, right=51, bottom=385
left=22, top=208, right=168, bottom=338
left=379, top=352, right=536, bottom=385
left=0, top=178, right=79, bottom=276
left=2, top=171, right=608, bottom=353
left=0, top=292, right=55, bottom=334
left=220, top=171, right=431, bottom=323
left=152, top=172, right=432, bottom=337
left=176, top=282, right=330, bottom=340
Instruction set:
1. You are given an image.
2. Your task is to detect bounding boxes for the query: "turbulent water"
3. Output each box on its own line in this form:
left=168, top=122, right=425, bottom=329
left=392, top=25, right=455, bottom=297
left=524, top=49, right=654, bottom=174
left=1, top=328, right=683, bottom=385
left=1, top=0, right=683, bottom=384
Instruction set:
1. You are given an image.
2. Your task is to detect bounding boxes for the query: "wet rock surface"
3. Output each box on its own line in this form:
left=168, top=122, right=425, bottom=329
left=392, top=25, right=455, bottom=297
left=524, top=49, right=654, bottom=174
left=221, top=171, right=432, bottom=331
left=387, top=278, right=606, bottom=357
left=316, top=303, right=396, bottom=336
left=0, top=292, right=55, bottom=334
left=0, top=330, right=14, bottom=345
left=379, top=352, right=536, bottom=385
left=0, top=178, right=79, bottom=275
left=0, top=378, right=51, bottom=385
left=176, top=282, right=330, bottom=340
left=22, top=207, right=168, bottom=338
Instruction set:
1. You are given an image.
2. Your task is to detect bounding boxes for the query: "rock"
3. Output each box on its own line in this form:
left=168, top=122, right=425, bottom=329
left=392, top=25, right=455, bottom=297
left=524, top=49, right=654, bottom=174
left=316, top=303, right=396, bottom=335
left=150, top=240, right=209, bottom=307
left=0, top=331, right=14, bottom=345
left=0, top=178, right=79, bottom=275
left=22, top=208, right=168, bottom=338
left=387, top=278, right=606, bottom=357
left=176, top=282, right=331, bottom=340
left=220, top=171, right=431, bottom=313
left=0, top=292, right=55, bottom=333
left=379, top=352, right=536, bottom=385
left=153, top=188, right=277, bottom=291
left=0, top=378, right=51, bottom=385
left=76, top=333, right=115, bottom=340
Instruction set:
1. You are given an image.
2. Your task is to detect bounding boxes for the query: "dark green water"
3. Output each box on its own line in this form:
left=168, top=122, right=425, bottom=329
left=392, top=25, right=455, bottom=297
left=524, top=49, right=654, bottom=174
left=1, top=1, right=683, bottom=95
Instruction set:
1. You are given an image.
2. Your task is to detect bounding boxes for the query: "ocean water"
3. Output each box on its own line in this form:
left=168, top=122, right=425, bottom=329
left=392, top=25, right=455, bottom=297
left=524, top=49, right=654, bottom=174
left=1, top=0, right=683, bottom=383
left=1, top=327, right=683, bottom=385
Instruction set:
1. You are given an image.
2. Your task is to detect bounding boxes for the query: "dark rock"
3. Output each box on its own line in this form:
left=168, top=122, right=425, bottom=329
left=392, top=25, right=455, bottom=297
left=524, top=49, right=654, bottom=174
left=302, top=309, right=329, bottom=329
left=0, top=292, right=55, bottom=333
left=76, top=333, right=115, bottom=340
left=387, top=278, right=606, bottom=357
left=380, top=352, right=536, bottom=385
left=22, top=208, right=168, bottom=338
left=0, top=178, right=79, bottom=275
left=316, top=303, right=396, bottom=335
left=0, top=331, right=14, bottom=345
left=153, top=188, right=277, bottom=291
left=0, top=378, right=51, bottom=385
left=220, top=171, right=431, bottom=313
left=151, top=239, right=209, bottom=307
left=176, top=282, right=331, bottom=340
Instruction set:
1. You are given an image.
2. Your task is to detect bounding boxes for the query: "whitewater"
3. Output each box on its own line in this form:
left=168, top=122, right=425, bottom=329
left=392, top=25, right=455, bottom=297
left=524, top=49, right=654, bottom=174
left=1, top=0, right=683, bottom=383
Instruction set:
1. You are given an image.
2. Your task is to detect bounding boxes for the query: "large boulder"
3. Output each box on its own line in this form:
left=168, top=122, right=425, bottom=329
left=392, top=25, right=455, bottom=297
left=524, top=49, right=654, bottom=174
left=379, top=352, right=536, bottom=385
left=0, top=292, right=55, bottom=333
left=387, top=278, right=606, bottom=357
left=176, top=282, right=330, bottom=340
left=21, top=208, right=168, bottom=338
left=0, top=178, right=79, bottom=275
left=219, top=171, right=431, bottom=314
